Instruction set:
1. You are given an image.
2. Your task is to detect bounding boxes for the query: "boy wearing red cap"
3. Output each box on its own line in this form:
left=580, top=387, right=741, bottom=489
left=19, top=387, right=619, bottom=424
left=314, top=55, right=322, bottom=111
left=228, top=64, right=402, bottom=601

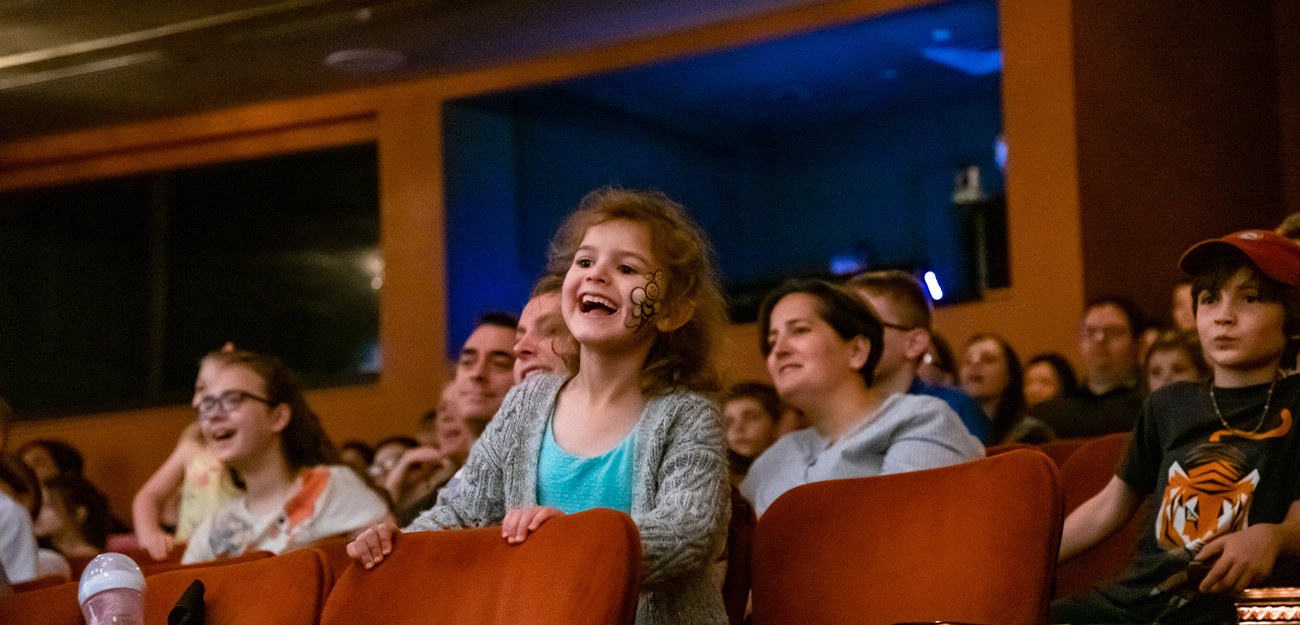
left=1053, top=230, right=1300, bottom=625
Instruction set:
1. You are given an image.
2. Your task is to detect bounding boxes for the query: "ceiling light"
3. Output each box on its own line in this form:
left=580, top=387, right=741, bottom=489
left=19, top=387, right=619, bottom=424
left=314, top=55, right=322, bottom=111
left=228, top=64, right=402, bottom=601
left=324, top=48, right=405, bottom=74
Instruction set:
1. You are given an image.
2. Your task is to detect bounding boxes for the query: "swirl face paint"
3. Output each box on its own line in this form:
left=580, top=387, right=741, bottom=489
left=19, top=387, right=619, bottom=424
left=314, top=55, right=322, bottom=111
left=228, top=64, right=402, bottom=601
left=627, top=270, right=665, bottom=332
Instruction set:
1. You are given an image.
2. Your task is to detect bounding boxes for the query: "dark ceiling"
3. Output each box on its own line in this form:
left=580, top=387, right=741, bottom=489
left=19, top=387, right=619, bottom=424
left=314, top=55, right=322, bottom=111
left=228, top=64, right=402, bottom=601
left=0, top=0, right=999, bottom=142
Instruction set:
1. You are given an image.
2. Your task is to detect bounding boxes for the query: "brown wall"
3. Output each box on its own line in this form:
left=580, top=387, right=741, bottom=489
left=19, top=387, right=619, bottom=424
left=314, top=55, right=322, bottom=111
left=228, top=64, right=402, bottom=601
left=1073, top=1, right=1288, bottom=328
left=6, top=0, right=1087, bottom=519
left=1278, top=0, right=1300, bottom=218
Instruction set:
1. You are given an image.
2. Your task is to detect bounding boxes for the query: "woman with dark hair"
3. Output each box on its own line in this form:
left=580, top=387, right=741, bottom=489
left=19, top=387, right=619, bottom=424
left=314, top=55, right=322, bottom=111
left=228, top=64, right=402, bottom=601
left=741, top=278, right=983, bottom=515
left=960, top=334, right=1054, bottom=444
left=1023, top=352, right=1079, bottom=408
left=18, top=439, right=84, bottom=482
left=181, top=349, right=390, bottom=564
left=35, top=474, right=108, bottom=559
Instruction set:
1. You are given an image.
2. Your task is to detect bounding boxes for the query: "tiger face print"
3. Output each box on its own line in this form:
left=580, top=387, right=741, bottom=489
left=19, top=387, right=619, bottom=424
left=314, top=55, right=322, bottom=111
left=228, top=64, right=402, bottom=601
left=1156, top=442, right=1258, bottom=552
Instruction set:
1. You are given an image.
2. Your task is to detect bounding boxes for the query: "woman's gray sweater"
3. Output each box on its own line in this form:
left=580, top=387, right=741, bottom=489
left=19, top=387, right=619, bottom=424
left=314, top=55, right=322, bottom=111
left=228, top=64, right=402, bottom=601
left=407, top=373, right=730, bottom=625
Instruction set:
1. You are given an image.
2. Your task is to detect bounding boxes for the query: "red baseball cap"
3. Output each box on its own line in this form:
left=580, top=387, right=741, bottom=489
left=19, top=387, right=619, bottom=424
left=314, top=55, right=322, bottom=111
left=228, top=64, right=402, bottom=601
left=1179, top=229, right=1300, bottom=287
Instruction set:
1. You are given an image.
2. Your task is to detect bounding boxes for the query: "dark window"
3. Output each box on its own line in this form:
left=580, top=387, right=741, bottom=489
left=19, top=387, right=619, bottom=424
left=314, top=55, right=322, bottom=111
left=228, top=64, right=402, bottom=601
left=0, top=143, right=381, bottom=418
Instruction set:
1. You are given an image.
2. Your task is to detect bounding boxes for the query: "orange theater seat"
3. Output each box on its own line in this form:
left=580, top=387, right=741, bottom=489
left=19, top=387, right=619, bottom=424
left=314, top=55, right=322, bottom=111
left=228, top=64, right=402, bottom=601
left=1054, top=432, right=1144, bottom=599
left=139, top=549, right=274, bottom=577
left=319, top=508, right=641, bottom=625
left=0, top=580, right=81, bottom=625
left=144, top=548, right=333, bottom=625
left=12, top=573, right=67, bottom=593
left=752, top=449, right=1064, bottom=625
left=1038, top=436, right=1097, bottom=467
left=0, top=551, right=301, bottom=625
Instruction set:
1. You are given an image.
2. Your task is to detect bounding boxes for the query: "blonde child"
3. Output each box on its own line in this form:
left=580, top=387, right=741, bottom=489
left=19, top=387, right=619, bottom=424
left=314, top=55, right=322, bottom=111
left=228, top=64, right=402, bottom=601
left=348, top=188, right=732, bottom=625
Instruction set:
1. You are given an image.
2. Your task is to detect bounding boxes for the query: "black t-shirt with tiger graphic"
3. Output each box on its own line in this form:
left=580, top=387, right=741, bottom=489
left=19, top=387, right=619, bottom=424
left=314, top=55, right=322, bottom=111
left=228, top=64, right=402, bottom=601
left=1099, top=374, right=1300, bottom=625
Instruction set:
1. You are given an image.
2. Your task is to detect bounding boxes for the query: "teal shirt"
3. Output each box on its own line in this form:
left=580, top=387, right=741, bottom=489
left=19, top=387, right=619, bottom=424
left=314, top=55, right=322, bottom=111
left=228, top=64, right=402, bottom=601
left=536, top=415, right=637, bottom=514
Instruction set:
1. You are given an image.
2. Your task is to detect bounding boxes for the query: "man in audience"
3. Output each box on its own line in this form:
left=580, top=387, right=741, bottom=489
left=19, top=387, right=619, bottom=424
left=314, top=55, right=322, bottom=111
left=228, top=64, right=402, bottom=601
left=1031, top=297, right=1144, bottom=438
left=453, top=312, right=518, bottom=436
left=847, top=270, right=992, bottom=443
left=1170, top=281, right=1195, bottom=333
left=512, top=277, right=575, bottom=384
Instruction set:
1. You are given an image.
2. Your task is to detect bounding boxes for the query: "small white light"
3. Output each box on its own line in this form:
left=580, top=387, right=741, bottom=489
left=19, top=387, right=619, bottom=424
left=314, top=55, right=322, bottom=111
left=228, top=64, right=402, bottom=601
left=325, top=48, right=406, bottom=74
left=924, top=271, right=944, bottom=301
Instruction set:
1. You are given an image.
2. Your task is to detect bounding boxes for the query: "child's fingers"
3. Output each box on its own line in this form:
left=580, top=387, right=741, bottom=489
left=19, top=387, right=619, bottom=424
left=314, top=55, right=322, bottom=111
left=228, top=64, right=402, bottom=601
left=376, top=522, right=395, bottom=555
left=528, top=507, right=562, bottom=530
left=501, top=509, right=517, bottom=539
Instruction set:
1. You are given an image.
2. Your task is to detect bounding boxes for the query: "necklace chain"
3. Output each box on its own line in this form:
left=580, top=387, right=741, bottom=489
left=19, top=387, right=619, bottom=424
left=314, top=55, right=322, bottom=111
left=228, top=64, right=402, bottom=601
left=1208, top=372, right=1279, bottom=435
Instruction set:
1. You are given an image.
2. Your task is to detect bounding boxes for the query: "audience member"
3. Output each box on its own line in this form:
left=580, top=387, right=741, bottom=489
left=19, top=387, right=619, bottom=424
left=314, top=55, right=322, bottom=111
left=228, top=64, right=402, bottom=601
left=35, top=474, right=107, bottom=560
left=1031, top=297, right=1145, bottom=438
left=1276, top=211, right=1300, bottom=241
left=455, top=312, right=518, bottom=436
left=773, top=406, right=810, bottom=437
left=721, top=381, right=782, bottom=482
left=1144, top=331, right=1210, bottom=393
left=960, top=334, right=1054, bottom=444
left=133, top=345, right=241, bottom=560
left=513, top=275, right=577, bottom=383
left=848, top=270, right=992, bottom=443
left=182, top=349, right=390, bottom=564
left=18, top=439, right=83, bottom=482
left=338, top=440, right=375, bottom=478
left=1023, top=352, right=1078, bottom=408
left=0, top=455, right=39, bottom=583
left=387, top=407, right=474, bottom=525
left=741, top=278, right=982, bottom=515
left=1054, top=229, right=1300, bottom=625
left=368, top=436, right=418, bottom=485
left=916, top=332, right=958, bottom=387
left=349, top=187, right=732, bottom=624
left=1170, top=281, right=1196, bottom=334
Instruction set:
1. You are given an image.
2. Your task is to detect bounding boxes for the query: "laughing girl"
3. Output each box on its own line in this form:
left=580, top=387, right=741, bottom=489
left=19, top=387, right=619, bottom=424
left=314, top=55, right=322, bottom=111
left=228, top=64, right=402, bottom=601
left=348, top=188, right=731, bottom=625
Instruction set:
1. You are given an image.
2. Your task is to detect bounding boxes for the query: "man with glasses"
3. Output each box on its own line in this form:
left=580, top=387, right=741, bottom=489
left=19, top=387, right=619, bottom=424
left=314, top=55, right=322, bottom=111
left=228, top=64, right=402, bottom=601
left=848, top=270, right=992, bottom=443
left=1032, top=298, right=1145, bottom=438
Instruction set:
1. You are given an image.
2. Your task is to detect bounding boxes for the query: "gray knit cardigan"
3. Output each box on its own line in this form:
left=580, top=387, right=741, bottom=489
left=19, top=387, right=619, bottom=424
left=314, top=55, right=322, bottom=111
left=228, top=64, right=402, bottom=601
left=406, top=373, right=731, bottom=625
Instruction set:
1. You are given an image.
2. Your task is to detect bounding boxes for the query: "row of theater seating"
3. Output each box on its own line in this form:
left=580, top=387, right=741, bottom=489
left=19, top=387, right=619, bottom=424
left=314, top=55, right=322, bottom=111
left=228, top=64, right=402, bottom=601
left=0, top=438, right=1145, bottom=625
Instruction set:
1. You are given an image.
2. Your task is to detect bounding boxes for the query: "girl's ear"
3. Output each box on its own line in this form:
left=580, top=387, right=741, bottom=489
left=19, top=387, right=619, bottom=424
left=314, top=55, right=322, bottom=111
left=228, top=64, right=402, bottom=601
left=848, top=336, right=872, bottom=371
left=269, top=403, right=292, bottom=434
left=655, top=299, right=696, bottom=333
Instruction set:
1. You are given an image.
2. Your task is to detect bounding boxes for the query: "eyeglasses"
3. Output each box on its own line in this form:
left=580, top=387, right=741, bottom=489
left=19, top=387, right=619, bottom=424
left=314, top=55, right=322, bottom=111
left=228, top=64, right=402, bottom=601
left=1080, top=325, right=1131, bottom=343
left=196, top=390, right=273, bottom=420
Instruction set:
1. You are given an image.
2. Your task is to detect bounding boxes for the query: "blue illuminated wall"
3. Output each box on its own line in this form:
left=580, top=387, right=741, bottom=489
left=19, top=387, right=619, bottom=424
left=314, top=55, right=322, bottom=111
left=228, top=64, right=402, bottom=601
left=442, top=0, right=1003, bottom=354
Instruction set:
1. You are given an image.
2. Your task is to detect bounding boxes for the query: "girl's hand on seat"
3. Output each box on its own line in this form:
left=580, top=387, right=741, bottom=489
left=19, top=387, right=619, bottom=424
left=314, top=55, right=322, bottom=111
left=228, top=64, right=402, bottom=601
left=346, top=521, right=400, bottom=569
left=501, top=506, right=565, bottom=544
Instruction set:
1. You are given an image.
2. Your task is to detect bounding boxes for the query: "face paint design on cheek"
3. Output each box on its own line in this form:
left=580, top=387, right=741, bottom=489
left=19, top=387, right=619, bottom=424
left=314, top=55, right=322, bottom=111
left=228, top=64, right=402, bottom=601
left=627, top=270, right=665, bottom=331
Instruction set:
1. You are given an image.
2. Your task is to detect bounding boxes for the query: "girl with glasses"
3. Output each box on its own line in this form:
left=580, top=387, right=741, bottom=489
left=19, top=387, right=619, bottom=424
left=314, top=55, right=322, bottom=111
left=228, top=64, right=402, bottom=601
left=180, top=349, right=389, bottom=564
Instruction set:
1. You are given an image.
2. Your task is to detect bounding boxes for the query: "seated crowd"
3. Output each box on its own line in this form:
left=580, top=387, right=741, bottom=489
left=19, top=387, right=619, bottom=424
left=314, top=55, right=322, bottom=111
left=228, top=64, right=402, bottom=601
left=1, top=189, right=1299, bottom=625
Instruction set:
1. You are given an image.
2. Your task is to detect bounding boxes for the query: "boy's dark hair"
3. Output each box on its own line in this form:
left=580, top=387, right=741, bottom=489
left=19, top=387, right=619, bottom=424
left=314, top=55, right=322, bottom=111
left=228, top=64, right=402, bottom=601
left=43, top=473, right=110, bottom=550
left=1190, top=249, right=1300, bottom=340
left=18, top=439, right=84, bottom=477
left=477, top=312, right=519, bottom=332
left=1084, top=297, right=1145, bottom=338
left=758, top=278, right=885, bottom=387
left=723, top=381, right=783, bottom=423
left=845, top=269, right=932, bottom=329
